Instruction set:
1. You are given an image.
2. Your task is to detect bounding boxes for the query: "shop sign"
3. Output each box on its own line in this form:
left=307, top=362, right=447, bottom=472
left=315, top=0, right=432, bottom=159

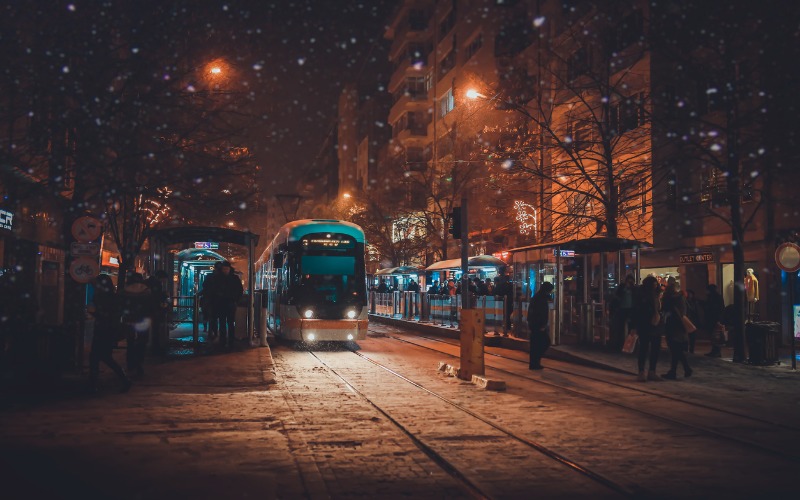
left=0, top=208, right=13, bottom=232
left=195, top=241, right=219, bottom=249
left=679, top=252, right=714, bottom=264
left=554, top=249, right=575, bottom=257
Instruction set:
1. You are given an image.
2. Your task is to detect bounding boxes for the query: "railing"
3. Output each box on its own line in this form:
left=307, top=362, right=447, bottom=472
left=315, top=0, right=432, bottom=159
left=369, top=291, right=508, bottom=334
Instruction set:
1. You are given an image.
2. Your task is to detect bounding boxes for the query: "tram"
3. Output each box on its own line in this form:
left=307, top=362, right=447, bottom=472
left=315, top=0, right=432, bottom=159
left=255, top=219, right=368, bottom=342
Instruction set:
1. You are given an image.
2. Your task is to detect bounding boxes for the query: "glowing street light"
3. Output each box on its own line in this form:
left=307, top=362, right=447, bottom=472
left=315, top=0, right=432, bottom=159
left=210, top=66, right=222, bottom=75
left=466, top=89, right=484, bottom=100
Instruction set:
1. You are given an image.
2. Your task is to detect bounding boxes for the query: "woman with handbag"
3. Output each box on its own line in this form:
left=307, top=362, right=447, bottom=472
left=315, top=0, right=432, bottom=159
left=633, top=276, right=664, bottom=382
left=661, top=277, right=693, bottom=380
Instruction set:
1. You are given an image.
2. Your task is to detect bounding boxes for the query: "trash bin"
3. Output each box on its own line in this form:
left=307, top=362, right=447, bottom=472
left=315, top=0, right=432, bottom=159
left=746, top=321, right=781, bottom=365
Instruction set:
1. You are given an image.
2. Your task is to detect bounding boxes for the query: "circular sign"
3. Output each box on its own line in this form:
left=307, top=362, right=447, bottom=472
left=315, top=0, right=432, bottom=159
left=71, top=216, right=102, bottom=243
left=775, top=242, right=800, bottom=273
left=69, top=257, right=100, bottom=284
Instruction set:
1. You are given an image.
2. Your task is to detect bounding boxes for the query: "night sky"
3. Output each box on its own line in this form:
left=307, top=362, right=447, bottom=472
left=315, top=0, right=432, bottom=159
left=231, top=1, right=395, bottom=195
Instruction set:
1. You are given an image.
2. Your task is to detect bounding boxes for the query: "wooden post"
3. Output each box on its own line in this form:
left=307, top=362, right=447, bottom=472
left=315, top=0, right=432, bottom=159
left=459, top=308, right=485, bottom=380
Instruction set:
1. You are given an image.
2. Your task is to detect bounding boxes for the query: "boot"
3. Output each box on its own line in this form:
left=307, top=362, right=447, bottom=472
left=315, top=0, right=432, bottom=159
left=647, top=371, right=662, bottom=381
left=705, top=346, right=721, bottom=358
left=637, top=371, right=647, bottom=382
left=661, top=371, right=677, bottom=380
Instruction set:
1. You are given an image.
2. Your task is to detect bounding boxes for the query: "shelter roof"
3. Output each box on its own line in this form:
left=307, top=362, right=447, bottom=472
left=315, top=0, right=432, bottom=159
left=425, top=255, right=508, bottom=271
left=150, top=226, right=259, bottom=247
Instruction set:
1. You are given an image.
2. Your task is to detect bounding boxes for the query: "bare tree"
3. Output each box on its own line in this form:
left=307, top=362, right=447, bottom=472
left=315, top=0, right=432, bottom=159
left=476, top=4, right=653, bottom=245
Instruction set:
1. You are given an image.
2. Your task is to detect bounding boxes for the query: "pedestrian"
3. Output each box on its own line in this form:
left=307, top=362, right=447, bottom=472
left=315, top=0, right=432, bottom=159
left=407, top=279, right=420, bottom=292
left=377, top=279, right=389, bottom=293
left=213, top=261, right=243, bottom=348
left=685, top=289, right=703, bottom=353
left=427, top=280, right=440, bottom=295
left=527, top=281, right=554, bottom=370
left=703, top=284, right=725, bottom=357
left=120, top=272, right=152, bottom=378
left=632, top=275, right=664, bottom=382
left=484, top=278, right=494, bottom=296
left=144, top=270, right=170, bottom=355
left=495, top=272, right=514, bottom=332
left=201, top=262, right=224, bottom=339
left=88, top=274, right=131, bottom=393
left=610, top=275, right=636, bottom=350
left=475, top=277, right=488, bottom=296
left=661, top=277, right=692, bottom=379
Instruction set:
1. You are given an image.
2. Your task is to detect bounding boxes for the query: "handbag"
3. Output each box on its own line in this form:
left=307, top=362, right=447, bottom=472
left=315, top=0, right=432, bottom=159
left=622, top=331, right=639, bottom=353
left=680, top=315, right=697, bottom=334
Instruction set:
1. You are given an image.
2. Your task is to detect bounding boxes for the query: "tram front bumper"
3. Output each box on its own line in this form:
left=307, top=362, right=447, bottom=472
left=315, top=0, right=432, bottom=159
left=287, top=318, right=368, bottom=341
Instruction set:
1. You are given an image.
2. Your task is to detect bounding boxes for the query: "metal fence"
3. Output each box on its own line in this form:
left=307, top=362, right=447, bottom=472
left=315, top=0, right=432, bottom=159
left=369, top=291, right=508, bottom=334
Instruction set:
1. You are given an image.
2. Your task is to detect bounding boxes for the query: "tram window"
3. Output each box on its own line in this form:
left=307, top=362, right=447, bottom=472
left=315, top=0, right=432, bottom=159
left=301, top=255, right=355, bottom=275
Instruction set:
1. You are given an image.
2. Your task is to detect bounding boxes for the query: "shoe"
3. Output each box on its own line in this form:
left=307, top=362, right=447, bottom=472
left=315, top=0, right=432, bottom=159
left=705, top=351, right=721, bottom=358
left=637, top=372, right=647, bottom=382
left=529, top=364, right=543, bottom=370
left=684, top=367, right=693, bottom=378
left=647, top=371, right=662, bottom=381
left=662, top=371, right=677, bottom=380
left=120, top=379, right=132, bottom=393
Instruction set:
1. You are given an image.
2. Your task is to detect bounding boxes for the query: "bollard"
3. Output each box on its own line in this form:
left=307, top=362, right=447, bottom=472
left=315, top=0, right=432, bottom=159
left=459, top=308, right=485, bottom=380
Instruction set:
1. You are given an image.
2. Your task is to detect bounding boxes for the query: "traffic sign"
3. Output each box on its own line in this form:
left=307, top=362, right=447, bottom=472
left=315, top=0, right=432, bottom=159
left=775, top=242, right=800, bottom=273
left=70, top=242, right=100, bottom=257
left=71, top=216, right=102, bottom=243
left=69, top=257, right=100, bottom=283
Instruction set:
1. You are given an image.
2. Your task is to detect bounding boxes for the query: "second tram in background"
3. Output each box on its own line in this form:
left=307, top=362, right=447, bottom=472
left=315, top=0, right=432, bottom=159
left=255, top=219, right=368, bottom=342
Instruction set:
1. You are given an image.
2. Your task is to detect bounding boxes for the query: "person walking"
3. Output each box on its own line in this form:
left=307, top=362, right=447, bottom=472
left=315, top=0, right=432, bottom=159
left=661, top=277, right=692, bottom=379
left=685, top=289, right=703, bottom=353
left=610, top=275, right=636, bottom=350
left=213, top=261, right=243, bottom=348
left=120, top=272, right=153, bottom=378
left=704, top=284, right=725, bottom=357
left=88, top=274, right=131, bottom=393
left=201, top=262, right=225, bottom=339
left=527, top=281, right=554, bottom=370
left=144, top=270, right=170, bottom=355
left=632, top=276, right=664, bottom=382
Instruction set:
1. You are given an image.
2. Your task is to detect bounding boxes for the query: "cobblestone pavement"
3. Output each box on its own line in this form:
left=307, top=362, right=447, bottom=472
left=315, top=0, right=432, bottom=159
left=0, top=320, right=798, bottom=499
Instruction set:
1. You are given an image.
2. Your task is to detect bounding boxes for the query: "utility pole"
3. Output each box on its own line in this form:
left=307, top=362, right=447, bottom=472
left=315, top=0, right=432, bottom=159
left=458, top=196, right=485, bottom=380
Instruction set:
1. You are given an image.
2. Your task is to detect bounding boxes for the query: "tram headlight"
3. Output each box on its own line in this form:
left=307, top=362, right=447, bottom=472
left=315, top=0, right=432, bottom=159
left=347, top=334, right=354, bottom=340
left=307, top=333, right=316, bottom=341
left=346, top=309, right=357, bottom=319
left=303, top=309, right=314, bottom=319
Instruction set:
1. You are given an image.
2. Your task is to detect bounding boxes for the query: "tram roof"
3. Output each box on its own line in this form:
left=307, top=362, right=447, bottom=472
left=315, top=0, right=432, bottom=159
left=281, top=219, right=365, bottom=242
left=507, top=236, right=652, bottom=254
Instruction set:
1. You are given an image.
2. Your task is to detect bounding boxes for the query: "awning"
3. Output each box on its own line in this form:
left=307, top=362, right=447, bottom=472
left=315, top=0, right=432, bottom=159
left=508, top=237, right=651, bottom=254
left=425, top=255, right=508, bottom=271
left=374, top=265, right=423, bottom=275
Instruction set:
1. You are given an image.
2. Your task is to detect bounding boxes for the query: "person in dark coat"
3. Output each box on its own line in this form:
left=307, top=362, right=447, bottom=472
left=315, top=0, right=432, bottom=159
left=213, top=261, right=243, bottom=348
left=632, top=276, right=664, bottom=382
left=120, top=272, right=152, bottom=377
left=88, top=274, right=130, bottom=393
left=144, top=270, right=170, bottom=355
left=201, top=262, right=224, bottom=338
left=495, top=273, right=514, bottom=333
left=661, top=277, right=692, bottom=379
left=704, top=284, right=725, bottom=357
left=527, top=281, right=554, bottom=370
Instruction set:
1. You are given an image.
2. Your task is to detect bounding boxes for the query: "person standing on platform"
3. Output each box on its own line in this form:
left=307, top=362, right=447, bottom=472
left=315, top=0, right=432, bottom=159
left=662, top=277, right=692, bottom=379
left=704, top=284, right=725, bottom=357
left=120, top=272, right=152, bottom=378
left=633, top=276, right=664, bottom=382
left=88, top=274, right=130, bottom=393
left=201, top=262, right=224, bottom=339
left=214, top=261, right=243, bottom=348
left=527, top=281, right=554, bottom=370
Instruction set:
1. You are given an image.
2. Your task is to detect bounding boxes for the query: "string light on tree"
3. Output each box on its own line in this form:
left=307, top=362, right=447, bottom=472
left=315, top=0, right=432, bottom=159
left=514, top=200, right=538, bottom=236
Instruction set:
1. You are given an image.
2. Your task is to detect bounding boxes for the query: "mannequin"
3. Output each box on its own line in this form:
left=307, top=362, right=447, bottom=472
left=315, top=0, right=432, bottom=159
left=744, top=268, right=759, bottom=319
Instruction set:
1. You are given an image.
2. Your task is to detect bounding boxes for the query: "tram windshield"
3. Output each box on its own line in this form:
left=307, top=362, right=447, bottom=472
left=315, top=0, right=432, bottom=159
left=291, top=233, right=365, bottom=306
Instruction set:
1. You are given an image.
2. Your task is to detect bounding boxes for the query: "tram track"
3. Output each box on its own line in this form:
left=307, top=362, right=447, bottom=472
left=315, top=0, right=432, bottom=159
left=305, top=348, right=638, bottom=499
left=381, top=331, right=800, bottom=463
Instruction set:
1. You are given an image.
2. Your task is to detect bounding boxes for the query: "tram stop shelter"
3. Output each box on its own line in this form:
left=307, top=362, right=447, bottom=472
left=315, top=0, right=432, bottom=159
left=372, top=265, right=425, bottom=291
left=507, top=237, right=651, bottom=348
left=148, top=226, right=260, bottom=351
left=425, top=255, right=509, bottom=287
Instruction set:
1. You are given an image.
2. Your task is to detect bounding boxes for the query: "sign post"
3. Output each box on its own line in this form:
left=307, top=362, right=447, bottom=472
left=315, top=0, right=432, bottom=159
left=775, top=242, right=800, bottom=370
